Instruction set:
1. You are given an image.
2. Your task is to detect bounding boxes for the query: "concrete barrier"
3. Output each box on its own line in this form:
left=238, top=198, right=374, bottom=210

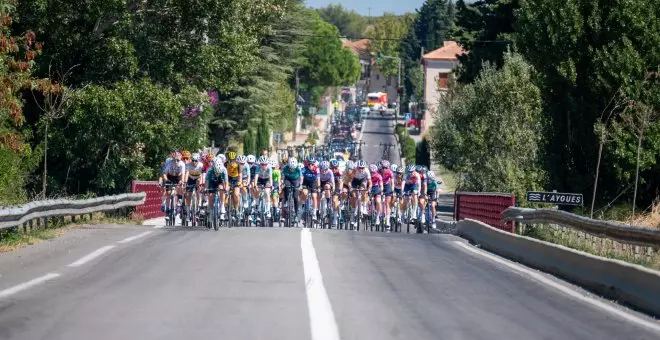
left=457, top=219, right=660, bottom=317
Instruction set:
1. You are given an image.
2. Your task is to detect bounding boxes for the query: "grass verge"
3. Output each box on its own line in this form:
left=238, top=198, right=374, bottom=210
left=436, top=164, right=458, bottom=192
left=0, top=211, right=144, bottom=253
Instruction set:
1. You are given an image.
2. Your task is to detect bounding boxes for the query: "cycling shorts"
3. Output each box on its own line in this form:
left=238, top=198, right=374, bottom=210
left=186, top=178, right=198, bottom=192
left=427, top=191, right=437, bottom=201
left=351, top=178, right=367, bottom=189
left=165, top=175, right=181, bottom=185
left=320, top=180, right=332, bottom=190
left=257, top=178, right=269, bottom=187
left=302, top=178, right=318, bottom=191
left=383, top=182, right=393, bottom=197
left=371, top=186, right=382, bottom=195
left=404, top=183, right=419, bottom=194
left=394, top=188, right=402, bottom=196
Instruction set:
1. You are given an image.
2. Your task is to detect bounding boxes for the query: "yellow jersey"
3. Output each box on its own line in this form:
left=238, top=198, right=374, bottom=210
left=227, top=161, right=240, bottom=178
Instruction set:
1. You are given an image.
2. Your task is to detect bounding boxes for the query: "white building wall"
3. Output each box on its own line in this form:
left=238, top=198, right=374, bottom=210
left=423, top=59, right=459, bottom=122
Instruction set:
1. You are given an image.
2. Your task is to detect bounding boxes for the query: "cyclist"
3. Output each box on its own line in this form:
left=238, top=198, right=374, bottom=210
left=330, top=159, right=342, bottom=226
left=205, top=157, right=229, bottom=219
left=183, top=153, right=205, bottom=219
left=380, top=160, right=394, bottom=227
left=369, top=163, right=384, bottom=225
left=281, top=157, right=303, bottom=223
left=182, top=150, right=192, bottom=165
left=247, top=155, right=259, bottom=212
left=238, top=155, right=251, bottom=212
left=159, top=151, right=186, bottom=219
left=402, top=164, right=421, bottom=223
left=350, top=160, right=371, bottom=226
left=301, top=156, right=321, bottom=221
left=318, top=160, right=335, bottom=226
left=426, top=170, right=441, bottom=221
left=417, top=165, right=429, bottom=224
left=225, top=149, right=242, bottom=217
left=270, top=160, right=281, bottom=219
left=254, top=156, right=273, bottom=219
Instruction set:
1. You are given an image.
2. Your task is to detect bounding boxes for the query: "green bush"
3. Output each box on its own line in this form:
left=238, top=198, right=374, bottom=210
left=416, top=137, right=431, bottom=167
left=395, top=125, right=416, bottom=163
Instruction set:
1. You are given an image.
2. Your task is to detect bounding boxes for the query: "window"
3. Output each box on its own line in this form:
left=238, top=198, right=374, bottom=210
left=438, top=73, right=449, bottom=89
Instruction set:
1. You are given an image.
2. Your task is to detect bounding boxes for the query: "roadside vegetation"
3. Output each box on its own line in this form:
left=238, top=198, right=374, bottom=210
left=0, top=212, right=143, bottom=252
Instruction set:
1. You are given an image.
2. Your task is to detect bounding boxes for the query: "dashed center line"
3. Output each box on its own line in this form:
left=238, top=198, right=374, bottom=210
left=117, top=231, right=153, bottom=244
left=0, top=273, right=60, bottom=298
left=67, top=245, right=116, bottom=267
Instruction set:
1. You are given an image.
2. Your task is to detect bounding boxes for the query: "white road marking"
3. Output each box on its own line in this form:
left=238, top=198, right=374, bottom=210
left=0, top=273, right=60, bottom=298
left=301, top=229, right=341, bottom=340
left=454, top=241, right=660, bottom=333
left=117, top=231, right=153, bottom=244
left=358, top=116, right=368, bottom=142
left=67, top=245, right=116, bottom=267
left=153, top=225, right=165, bottom=229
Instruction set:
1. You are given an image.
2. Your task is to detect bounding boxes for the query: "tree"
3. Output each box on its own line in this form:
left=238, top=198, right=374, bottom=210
left=0, top=1, right=42, bottom=204
left=316, top=4, right=367, bottom=39
left=452, top=0, right=518, bottom=83
left=399, top=0, right=455, bottom=105
left=256, top=114, right=270, bottom=153
left=416, top=137, right=431, bottom=168
left=514, top=0, right=660, bottom=205
left=31, top=65, right=77, bottom=198
left=47, top=80, right=212, bottom=195
left=243, top=129, right=256, bottom=156
left=301, top=12, right=361, bottom=89
left=365, top=13, right=413, bottom=77
left=431, top=52, right=547, bottom=199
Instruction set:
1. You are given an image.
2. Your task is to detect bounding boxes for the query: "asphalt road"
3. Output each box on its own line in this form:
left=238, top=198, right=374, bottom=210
left=1, top=224, right=659, bottom=339
left=360, top=113, right=401, bottom=165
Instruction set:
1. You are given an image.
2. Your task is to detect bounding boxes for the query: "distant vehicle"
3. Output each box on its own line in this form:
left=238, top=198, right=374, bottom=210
left=355, top=122, right=362, bottom=130
left=367, top=92, right=388, bottom=111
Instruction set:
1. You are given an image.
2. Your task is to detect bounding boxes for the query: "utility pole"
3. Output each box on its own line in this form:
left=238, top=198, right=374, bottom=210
left=292, top=68, right=299, bottom=143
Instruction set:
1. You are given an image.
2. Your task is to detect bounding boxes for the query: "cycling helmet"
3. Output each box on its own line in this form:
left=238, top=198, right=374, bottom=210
left=191, top=153, right=201, bottom=162
left=380, top=160, right=390, bottom=169
left=356, top=160, right=367, bottom=168
left=407, top=164, right=416, bottom=172
left=288, top=157, right=298, bottom=167
left=237, top=155, right=247, bottom=164
left=247, top=155, right=256, bottom=163
left=165, top=157, right=173, bottom=164
left=427, top=171, right=435, bottom=179
left=227, top=150, right=237, bottom=160
left=313, top=159, right=319, bottom=167
left=182, top=150, right=191, bottom=159
left=258, top=156, right=269, bottom=164
left=390, top=164, right=398, bottom=172
left=347, top=160, right=356, bottom=170
left=369, top=164, right=378, bottom=172
left=415, top=165, right=424, bottom=172
left=217, top=154, right=226, bottom=164
left=269, top=159, right=276, bottom=167
left=396, top=166, right=404, bottom=174
left=213, top=157, right=224, bottom=167
left=320, top=161, right=330, bottom=170
left=173, top=152, right=182, bottom=161
left=330, top=159, right=339, bottom=168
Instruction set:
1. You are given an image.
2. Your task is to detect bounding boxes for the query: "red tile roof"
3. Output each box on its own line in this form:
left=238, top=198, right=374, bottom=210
left=422, top=41, right=466, bottom=61
left=343, top=39, right=371, bottom=60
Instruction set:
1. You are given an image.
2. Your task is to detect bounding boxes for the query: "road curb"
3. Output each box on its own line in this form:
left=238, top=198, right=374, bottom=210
left=457, top=219, right=660, bottom=317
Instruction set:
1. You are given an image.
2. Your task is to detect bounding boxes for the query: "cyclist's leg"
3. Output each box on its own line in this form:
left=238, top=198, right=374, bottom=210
left=419, top=193, right=427, bottom=221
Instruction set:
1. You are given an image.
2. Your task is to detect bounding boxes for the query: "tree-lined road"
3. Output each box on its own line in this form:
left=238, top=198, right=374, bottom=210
left=1, top=224, right=658, bottom=339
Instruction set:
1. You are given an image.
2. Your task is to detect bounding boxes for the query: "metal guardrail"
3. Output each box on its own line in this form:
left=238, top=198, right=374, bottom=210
left=0, top=193, right=146, bottom=230
left=502, top=207, right=660, bottom=247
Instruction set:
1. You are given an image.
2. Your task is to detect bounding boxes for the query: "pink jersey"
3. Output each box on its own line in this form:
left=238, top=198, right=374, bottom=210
left=380, top=168, right=393, bottom=184
left=370, top=171, right=383, bottom=186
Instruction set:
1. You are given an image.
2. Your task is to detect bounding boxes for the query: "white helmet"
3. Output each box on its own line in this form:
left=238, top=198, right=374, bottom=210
left=191, top=153, right=201, bottom=162
left=217, top=153, right=226, bottom=163
left=288, top=157, right=298, bottom=167
left=247, top=155, right=256, bottom=163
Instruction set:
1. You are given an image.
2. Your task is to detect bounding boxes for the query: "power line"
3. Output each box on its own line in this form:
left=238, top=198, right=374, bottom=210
left=272, top=32, right=511, bottom=44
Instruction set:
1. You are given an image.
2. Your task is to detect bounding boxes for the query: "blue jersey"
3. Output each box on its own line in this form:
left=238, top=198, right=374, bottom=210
left=302, top=166, right=319, bottom=181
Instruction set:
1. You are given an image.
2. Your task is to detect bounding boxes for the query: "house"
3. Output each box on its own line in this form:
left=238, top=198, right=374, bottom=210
left=343, top=39, right=399, bottom=104
left=421, top=40, right=466, bottom=127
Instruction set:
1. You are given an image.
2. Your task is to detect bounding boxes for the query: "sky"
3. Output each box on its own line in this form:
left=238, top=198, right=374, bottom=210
left=305, top=0, right=426, bottom=16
